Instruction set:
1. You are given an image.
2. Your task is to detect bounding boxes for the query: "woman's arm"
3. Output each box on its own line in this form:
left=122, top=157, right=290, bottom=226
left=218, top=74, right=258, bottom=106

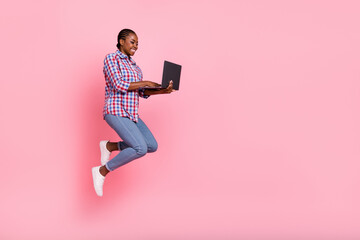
left=104, top=55, right=130, bottom=94
left=128, top=81, right=161, bottom=91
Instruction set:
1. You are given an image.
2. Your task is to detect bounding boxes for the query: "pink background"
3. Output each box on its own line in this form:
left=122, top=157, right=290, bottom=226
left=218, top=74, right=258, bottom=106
left=1, top=0, right=360, bottom=239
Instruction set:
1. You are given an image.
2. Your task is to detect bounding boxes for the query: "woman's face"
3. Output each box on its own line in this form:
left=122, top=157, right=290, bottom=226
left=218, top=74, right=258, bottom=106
left=120, top=33, right=138, bottom=57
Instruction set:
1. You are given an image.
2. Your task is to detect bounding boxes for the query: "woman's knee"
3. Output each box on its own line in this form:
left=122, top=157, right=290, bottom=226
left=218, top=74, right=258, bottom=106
left=147, top=141, right=158, bottom=153
left=134, top=143, right=148, bottom=157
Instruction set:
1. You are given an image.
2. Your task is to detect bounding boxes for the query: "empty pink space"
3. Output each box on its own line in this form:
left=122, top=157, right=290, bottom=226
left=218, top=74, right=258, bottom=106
left=1, top=0, right=360, bottom=239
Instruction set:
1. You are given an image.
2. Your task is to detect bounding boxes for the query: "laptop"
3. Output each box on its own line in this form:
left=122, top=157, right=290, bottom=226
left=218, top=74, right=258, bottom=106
left=142, top=60, right=182, bottom=90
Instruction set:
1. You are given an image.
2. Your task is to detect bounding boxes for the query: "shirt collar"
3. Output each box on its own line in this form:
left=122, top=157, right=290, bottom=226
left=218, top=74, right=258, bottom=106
left=116, top=50, right=136, bottom=64
left=116, top=50, right=127, bottom=58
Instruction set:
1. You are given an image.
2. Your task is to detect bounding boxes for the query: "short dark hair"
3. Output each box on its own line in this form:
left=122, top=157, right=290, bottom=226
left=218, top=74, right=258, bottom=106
left=116, top=29, right=136, bottom=50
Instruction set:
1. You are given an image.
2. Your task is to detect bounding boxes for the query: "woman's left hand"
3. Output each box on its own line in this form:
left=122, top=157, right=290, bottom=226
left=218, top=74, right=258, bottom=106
left=163, top=80, right=175, bottom=94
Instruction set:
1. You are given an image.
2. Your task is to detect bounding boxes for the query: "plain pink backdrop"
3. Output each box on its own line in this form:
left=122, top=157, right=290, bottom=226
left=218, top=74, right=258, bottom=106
left=1, top=0, right=360, bottom=239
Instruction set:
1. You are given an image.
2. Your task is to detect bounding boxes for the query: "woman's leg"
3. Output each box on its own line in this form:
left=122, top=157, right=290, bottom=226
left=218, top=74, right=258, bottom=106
left=106, top=118, right=156, bottom=153
left=106, top=141, right=129, bottom=152
left=104, top=114, right=148, bottom=172
left=136, top=117, right=158, bottom=153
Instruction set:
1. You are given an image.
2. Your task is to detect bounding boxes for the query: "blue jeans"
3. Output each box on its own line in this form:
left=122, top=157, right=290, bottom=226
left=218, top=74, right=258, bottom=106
left=104, top=114, right=158, bottom=171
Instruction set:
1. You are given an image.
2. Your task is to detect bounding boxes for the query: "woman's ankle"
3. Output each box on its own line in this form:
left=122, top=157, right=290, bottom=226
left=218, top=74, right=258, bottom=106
left=99, top=165, right=109, bottom=176
left=106, top=141, right=119, bottom=152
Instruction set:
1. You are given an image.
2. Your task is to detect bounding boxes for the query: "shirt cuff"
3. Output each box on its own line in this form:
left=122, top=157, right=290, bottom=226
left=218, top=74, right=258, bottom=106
left=138, top=88, right=150, bottom=99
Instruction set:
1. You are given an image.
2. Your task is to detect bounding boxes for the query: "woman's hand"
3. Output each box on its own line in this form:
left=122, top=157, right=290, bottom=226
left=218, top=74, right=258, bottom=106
left=163, top=80, right=175, bottom=94
left=143, top=80, right=176, bottom=96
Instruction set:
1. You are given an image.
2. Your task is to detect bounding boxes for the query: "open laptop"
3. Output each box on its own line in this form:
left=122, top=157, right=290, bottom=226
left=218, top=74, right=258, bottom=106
left=142, top=60, right=181, bottom=90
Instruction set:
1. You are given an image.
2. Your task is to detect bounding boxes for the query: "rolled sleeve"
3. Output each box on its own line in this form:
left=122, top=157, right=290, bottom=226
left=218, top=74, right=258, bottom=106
left=138, top=87, right=150, bottom=99
left=104, top=55, right=130, bottom=94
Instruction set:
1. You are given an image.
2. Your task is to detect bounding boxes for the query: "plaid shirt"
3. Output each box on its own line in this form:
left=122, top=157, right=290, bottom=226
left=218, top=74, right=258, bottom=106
left=103, top=50, right=148, bottom=122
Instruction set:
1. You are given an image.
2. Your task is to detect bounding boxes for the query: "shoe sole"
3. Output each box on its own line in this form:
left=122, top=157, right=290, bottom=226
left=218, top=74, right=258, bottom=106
left=92, top=167, right=103, bottom=197
left=100, top=141, right=110, bottom=166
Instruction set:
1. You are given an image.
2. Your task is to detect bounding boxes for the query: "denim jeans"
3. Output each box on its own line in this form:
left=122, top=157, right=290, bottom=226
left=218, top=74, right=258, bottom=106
left=104, top=114, right=158, bottom=171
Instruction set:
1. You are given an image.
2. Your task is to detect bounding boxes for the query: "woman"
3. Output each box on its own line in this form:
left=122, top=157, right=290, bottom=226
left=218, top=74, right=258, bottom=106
left=92, top=29, right=174, bottom=196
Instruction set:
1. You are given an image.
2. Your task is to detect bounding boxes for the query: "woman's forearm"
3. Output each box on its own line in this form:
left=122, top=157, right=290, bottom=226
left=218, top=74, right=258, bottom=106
left=128, top=81, right=161, bottom=91
left=144, top=89, right=172, bottom=96
left=128, top=81, right=149, bottom=91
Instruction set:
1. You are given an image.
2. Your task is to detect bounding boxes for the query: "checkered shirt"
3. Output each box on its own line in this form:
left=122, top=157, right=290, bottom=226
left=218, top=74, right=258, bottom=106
left=103, top=50, right=148, bottom=122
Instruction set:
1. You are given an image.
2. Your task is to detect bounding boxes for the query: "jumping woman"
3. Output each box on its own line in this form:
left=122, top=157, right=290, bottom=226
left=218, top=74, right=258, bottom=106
left=92, top=29, right=174, bottom=196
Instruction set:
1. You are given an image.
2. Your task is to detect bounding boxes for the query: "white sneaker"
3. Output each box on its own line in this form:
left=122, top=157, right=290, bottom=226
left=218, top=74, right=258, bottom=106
left=100, top=140, right=111, bottom=165
left=92, top=166, right=105, bottom=197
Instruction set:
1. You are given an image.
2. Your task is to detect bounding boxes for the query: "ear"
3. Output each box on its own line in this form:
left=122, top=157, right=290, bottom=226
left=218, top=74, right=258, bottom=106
left=119, top=38, right=125, bottom=46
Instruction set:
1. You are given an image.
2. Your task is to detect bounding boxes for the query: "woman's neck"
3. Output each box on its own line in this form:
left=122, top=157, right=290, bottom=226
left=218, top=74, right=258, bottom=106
left=120, top=49, right=130, bottom=59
